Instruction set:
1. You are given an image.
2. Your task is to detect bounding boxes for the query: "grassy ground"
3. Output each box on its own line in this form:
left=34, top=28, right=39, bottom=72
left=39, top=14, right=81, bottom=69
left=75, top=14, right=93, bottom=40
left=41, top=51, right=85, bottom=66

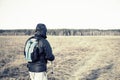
left=0, top=36, right=120, bottom=80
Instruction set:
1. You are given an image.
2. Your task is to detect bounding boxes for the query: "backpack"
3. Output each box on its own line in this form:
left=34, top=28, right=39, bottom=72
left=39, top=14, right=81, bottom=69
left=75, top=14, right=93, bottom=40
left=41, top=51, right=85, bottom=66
left=24, top=36, right=40, bottom=62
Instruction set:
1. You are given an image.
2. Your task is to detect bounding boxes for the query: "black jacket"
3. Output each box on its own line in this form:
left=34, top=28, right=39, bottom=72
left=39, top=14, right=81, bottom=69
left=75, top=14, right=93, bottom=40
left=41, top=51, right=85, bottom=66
left=26, top=32, right=55, bottom=72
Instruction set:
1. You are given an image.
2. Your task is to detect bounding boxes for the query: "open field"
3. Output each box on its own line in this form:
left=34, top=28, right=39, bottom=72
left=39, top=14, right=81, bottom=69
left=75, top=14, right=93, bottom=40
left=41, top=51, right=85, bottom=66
left=0, top=36, right=120, bottom=80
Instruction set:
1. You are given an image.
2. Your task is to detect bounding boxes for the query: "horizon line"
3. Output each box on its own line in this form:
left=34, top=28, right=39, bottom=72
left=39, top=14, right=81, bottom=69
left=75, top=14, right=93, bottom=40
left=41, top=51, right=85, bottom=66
left=0, top=28, right=120, bottom=30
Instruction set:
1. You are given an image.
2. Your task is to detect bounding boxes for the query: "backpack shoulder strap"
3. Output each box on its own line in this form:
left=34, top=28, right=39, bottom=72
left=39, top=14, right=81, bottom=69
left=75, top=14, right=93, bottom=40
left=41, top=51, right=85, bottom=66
left=35, top=37, right=43, bottom=55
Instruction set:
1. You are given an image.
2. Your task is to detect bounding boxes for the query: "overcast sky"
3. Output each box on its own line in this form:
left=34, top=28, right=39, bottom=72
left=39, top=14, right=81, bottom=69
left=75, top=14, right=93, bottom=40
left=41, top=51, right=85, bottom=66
left=0, top=0, right=120, bottom=29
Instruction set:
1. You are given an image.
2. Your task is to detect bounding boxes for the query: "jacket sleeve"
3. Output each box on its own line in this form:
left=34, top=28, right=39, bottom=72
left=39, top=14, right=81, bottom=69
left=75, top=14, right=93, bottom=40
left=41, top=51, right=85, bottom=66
left=44, top=40, right=55, bottom=61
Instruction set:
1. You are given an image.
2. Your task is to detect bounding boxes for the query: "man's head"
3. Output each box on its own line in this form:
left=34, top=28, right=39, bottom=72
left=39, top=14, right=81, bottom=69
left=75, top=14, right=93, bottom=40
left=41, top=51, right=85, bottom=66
left=35, top=23, right=47, bottom=38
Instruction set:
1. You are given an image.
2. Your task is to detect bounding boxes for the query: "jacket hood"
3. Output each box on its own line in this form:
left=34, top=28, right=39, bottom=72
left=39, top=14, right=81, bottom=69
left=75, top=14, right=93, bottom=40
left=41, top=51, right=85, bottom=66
left=35, top=23, right=47, bottom=39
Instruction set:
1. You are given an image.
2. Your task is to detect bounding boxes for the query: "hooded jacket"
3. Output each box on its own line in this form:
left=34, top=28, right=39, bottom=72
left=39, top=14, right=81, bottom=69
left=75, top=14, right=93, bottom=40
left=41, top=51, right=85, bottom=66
left=26, top=23, right=55, bottom=72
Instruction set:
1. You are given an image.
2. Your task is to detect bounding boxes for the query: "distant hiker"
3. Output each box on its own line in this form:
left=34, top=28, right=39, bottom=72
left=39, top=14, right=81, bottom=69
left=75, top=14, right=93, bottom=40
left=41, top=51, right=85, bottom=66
left=24, top=23, right=55, bottom=80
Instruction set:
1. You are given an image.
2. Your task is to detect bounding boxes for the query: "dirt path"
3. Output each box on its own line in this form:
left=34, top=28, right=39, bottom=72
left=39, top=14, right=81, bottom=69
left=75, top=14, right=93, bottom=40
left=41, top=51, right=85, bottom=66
left=69, top=37, right=120, bottom=80
left=70, top=51, right=99, bottom=80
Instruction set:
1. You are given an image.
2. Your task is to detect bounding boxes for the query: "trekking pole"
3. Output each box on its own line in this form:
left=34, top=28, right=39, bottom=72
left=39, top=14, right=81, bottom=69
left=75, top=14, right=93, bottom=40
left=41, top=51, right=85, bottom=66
left=51, top=61, right=54, bottom=80
left=51, top=61, right=54, bottom=74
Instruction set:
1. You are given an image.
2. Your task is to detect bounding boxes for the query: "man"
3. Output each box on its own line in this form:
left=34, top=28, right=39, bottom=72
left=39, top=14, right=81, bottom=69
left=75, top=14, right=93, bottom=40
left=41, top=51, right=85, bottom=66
left=26, top=23, right=55, bottom=80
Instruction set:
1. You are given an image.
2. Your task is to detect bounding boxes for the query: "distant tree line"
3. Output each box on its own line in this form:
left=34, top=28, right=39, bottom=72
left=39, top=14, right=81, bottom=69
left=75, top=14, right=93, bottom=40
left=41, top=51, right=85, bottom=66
left=0, top=29, right=120, bottom=36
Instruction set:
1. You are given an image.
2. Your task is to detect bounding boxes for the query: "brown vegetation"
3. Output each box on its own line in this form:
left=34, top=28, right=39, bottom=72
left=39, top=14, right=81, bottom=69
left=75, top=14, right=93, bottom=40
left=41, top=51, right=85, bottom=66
left=0, top=36, right=120, bottom=80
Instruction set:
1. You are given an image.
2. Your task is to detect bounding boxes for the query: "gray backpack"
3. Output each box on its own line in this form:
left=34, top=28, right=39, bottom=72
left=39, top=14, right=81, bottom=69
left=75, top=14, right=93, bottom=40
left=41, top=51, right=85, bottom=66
left=24, top=36, right=40, bottom=62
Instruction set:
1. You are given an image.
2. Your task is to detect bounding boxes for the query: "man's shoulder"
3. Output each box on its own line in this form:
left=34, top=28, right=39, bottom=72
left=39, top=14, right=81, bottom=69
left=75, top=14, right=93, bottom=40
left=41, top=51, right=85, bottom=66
left=38, top=38, right=49, bottom=45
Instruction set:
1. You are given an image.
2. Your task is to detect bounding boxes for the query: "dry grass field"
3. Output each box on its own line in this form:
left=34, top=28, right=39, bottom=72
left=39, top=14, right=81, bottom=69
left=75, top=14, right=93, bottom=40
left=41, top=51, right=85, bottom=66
left=0, top=36, right=120, bottom=80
